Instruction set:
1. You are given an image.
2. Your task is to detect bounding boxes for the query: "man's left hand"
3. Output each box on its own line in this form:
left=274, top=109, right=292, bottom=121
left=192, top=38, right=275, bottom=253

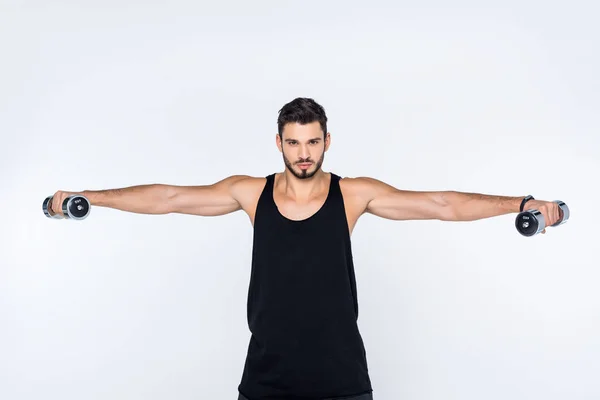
left=522, top=200, right=562, bottom=234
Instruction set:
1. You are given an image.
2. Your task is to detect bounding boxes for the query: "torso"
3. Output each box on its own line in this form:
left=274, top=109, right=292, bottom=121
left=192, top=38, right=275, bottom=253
left=237, top=171, right=373, bottom=398
left=232, top=172, right=366, bottom=235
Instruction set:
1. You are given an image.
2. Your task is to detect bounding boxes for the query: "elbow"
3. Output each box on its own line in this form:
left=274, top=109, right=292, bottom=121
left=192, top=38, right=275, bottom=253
left=437, top=191, right=478, bottom=222
left=441, top=204, right=482, bottom=222
left=438, top=205, right=458, bottom=221
left=157, top=184, right=179, bottom=214
left=434, top=192, right=458, bottom=221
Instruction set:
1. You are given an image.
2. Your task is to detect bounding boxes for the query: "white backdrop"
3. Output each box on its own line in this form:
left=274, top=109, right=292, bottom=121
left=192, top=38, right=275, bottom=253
left=1, top=1, right=599, bottom=399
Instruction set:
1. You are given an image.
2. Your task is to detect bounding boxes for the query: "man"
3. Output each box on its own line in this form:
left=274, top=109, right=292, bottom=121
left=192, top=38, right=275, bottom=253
left=48, top=98, right=562, bottom=400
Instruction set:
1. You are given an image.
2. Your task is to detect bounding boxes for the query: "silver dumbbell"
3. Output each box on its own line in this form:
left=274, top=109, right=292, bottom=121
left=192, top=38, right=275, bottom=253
left=515, top=200, right=569, bottom=237
left=43, top=195, right=91, bottom=220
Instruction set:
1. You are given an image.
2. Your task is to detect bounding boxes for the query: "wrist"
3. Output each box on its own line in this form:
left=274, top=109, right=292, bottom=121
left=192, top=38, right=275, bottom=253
left=519, top=195, right=535, bottom=212
left=81, top=190, right=99, bottom=206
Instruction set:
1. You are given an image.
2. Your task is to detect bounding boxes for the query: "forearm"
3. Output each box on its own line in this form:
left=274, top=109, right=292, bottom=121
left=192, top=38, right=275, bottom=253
left=82, top=184, right=174, bottom=214
left=443, top=191, right=526, bottom=221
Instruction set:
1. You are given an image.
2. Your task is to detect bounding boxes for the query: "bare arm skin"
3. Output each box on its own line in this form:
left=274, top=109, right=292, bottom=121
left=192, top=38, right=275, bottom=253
left=440, top=191, right=524, bottom=221
left=53, top=175, right=265, bottom=220
left=341, top=177, right=526, bottom=224
left=167, top=175, right=252, bottom=216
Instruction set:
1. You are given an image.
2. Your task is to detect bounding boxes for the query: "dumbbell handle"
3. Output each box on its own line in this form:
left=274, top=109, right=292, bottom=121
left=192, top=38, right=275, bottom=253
left=43, top=195, right=91, bottom=220
left=515, top=200, right=569, bottom=236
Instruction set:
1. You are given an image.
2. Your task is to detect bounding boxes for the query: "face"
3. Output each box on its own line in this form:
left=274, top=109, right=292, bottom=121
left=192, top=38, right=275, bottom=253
left=277, top=121, right=330, bottom=180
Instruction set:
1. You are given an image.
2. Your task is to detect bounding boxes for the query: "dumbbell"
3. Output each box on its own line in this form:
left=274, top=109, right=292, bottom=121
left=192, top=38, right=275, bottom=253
left=43, top=195, right=91, bottom=220
left=515, top=200, right=569, bottom=237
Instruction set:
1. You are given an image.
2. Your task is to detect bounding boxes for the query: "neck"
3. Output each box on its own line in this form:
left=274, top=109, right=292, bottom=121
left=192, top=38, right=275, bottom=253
left=279, top=169, right=329, bottom=199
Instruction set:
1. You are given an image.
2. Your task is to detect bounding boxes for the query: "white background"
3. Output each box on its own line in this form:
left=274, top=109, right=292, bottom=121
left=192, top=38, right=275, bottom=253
left=1, top=1, right=599, bottom=399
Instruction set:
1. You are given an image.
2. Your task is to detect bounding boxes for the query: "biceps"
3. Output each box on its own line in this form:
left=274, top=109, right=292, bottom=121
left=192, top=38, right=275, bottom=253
left=366, top=191, right=451, bottom=220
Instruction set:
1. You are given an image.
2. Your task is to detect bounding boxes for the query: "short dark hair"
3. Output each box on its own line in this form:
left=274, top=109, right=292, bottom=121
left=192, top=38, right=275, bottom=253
left=277, top=97, right=328, bottom=138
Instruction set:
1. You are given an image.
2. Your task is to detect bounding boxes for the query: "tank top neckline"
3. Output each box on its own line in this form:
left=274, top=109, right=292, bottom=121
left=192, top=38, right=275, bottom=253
left=270, top=172, right=335, bottom=224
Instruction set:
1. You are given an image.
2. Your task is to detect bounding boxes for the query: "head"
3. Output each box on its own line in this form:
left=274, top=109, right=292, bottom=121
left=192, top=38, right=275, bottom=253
left=276, top=97, right=331, bottom=179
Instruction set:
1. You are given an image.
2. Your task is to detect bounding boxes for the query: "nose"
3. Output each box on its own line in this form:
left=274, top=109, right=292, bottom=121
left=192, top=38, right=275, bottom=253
left=298, top=144, right=310, bottom=160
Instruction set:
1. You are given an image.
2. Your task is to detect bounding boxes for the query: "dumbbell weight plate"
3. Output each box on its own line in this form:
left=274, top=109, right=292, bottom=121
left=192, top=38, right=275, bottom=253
left=62, top=196, right=90, bottom=219
left=515, top=209, right=545, bottom=237
left=43, top=196, right=63, bottom=219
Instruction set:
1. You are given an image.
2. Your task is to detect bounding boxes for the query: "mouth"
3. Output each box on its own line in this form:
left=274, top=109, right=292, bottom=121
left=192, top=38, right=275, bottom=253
left=297, top=163, right=312, bottom=169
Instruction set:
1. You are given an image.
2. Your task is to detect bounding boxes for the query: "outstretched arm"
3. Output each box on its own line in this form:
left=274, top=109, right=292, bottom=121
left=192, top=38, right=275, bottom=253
left=354, top=177, right=561, bottom=224
left=50, top=175, right=252, bottom=216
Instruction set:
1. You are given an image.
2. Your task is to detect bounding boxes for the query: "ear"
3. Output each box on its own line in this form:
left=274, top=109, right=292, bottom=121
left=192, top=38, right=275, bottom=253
left=324, top=132, right=331, bottom=152
left=276, top=133, right=283, bottom=153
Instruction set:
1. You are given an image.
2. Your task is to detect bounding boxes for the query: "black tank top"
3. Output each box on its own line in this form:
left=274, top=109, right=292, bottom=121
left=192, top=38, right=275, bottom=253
left=237, top=172, right=373, bottom=399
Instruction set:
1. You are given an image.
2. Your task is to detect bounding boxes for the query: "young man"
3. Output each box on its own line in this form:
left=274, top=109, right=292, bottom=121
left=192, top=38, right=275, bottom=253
left=48, top=98, right=562, bottom=400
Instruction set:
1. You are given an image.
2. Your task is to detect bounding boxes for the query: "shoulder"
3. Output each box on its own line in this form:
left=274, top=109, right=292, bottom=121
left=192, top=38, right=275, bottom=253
left=339, top=175, right=394, bottom=199
left=227, top=174, right=267, bottom=187
left=227, top=174, right=267, bottom=192
left=228, top=175, right=268, bottom=205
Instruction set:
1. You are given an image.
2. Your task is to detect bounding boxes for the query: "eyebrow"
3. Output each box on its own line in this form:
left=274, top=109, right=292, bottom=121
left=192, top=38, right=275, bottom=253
left=285, top=137, right=322, bottom=142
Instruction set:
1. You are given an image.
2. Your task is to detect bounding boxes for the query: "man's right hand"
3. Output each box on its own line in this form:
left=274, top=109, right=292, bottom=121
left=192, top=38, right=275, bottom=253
left=49, top=190, right=80, bottom=217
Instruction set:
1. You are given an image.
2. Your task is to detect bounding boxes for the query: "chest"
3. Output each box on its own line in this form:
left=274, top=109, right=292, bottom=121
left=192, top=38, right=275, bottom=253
left=272, top=190, right=329, bottom=221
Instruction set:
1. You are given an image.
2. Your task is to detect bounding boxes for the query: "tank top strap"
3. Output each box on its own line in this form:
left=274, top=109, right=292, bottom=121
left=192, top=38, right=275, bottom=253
left=328, top=172, right=343, bottom=199
left=264, top=173, right=276, bottom=193
left=254, top=173, right=277, bottom=220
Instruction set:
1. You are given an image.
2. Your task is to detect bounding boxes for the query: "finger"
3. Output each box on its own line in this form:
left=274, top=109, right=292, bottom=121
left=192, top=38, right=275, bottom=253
left=51, top=193, right=58, bottom=215
left=55, top=192, right=64, bottom=216
left=542, top=211, right=550, bottom=227
left=558, top=206, right=563, bottom=222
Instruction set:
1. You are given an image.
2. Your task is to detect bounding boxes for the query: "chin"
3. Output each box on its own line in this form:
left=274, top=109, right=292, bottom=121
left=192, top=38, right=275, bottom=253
left=297, top=166, right=319, bottom=179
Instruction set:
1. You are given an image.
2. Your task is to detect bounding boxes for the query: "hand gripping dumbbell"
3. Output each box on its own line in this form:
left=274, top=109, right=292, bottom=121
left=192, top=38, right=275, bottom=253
left=515, top=200, right=569, bottom=237
left=43, top=195, right=91, bottom=220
